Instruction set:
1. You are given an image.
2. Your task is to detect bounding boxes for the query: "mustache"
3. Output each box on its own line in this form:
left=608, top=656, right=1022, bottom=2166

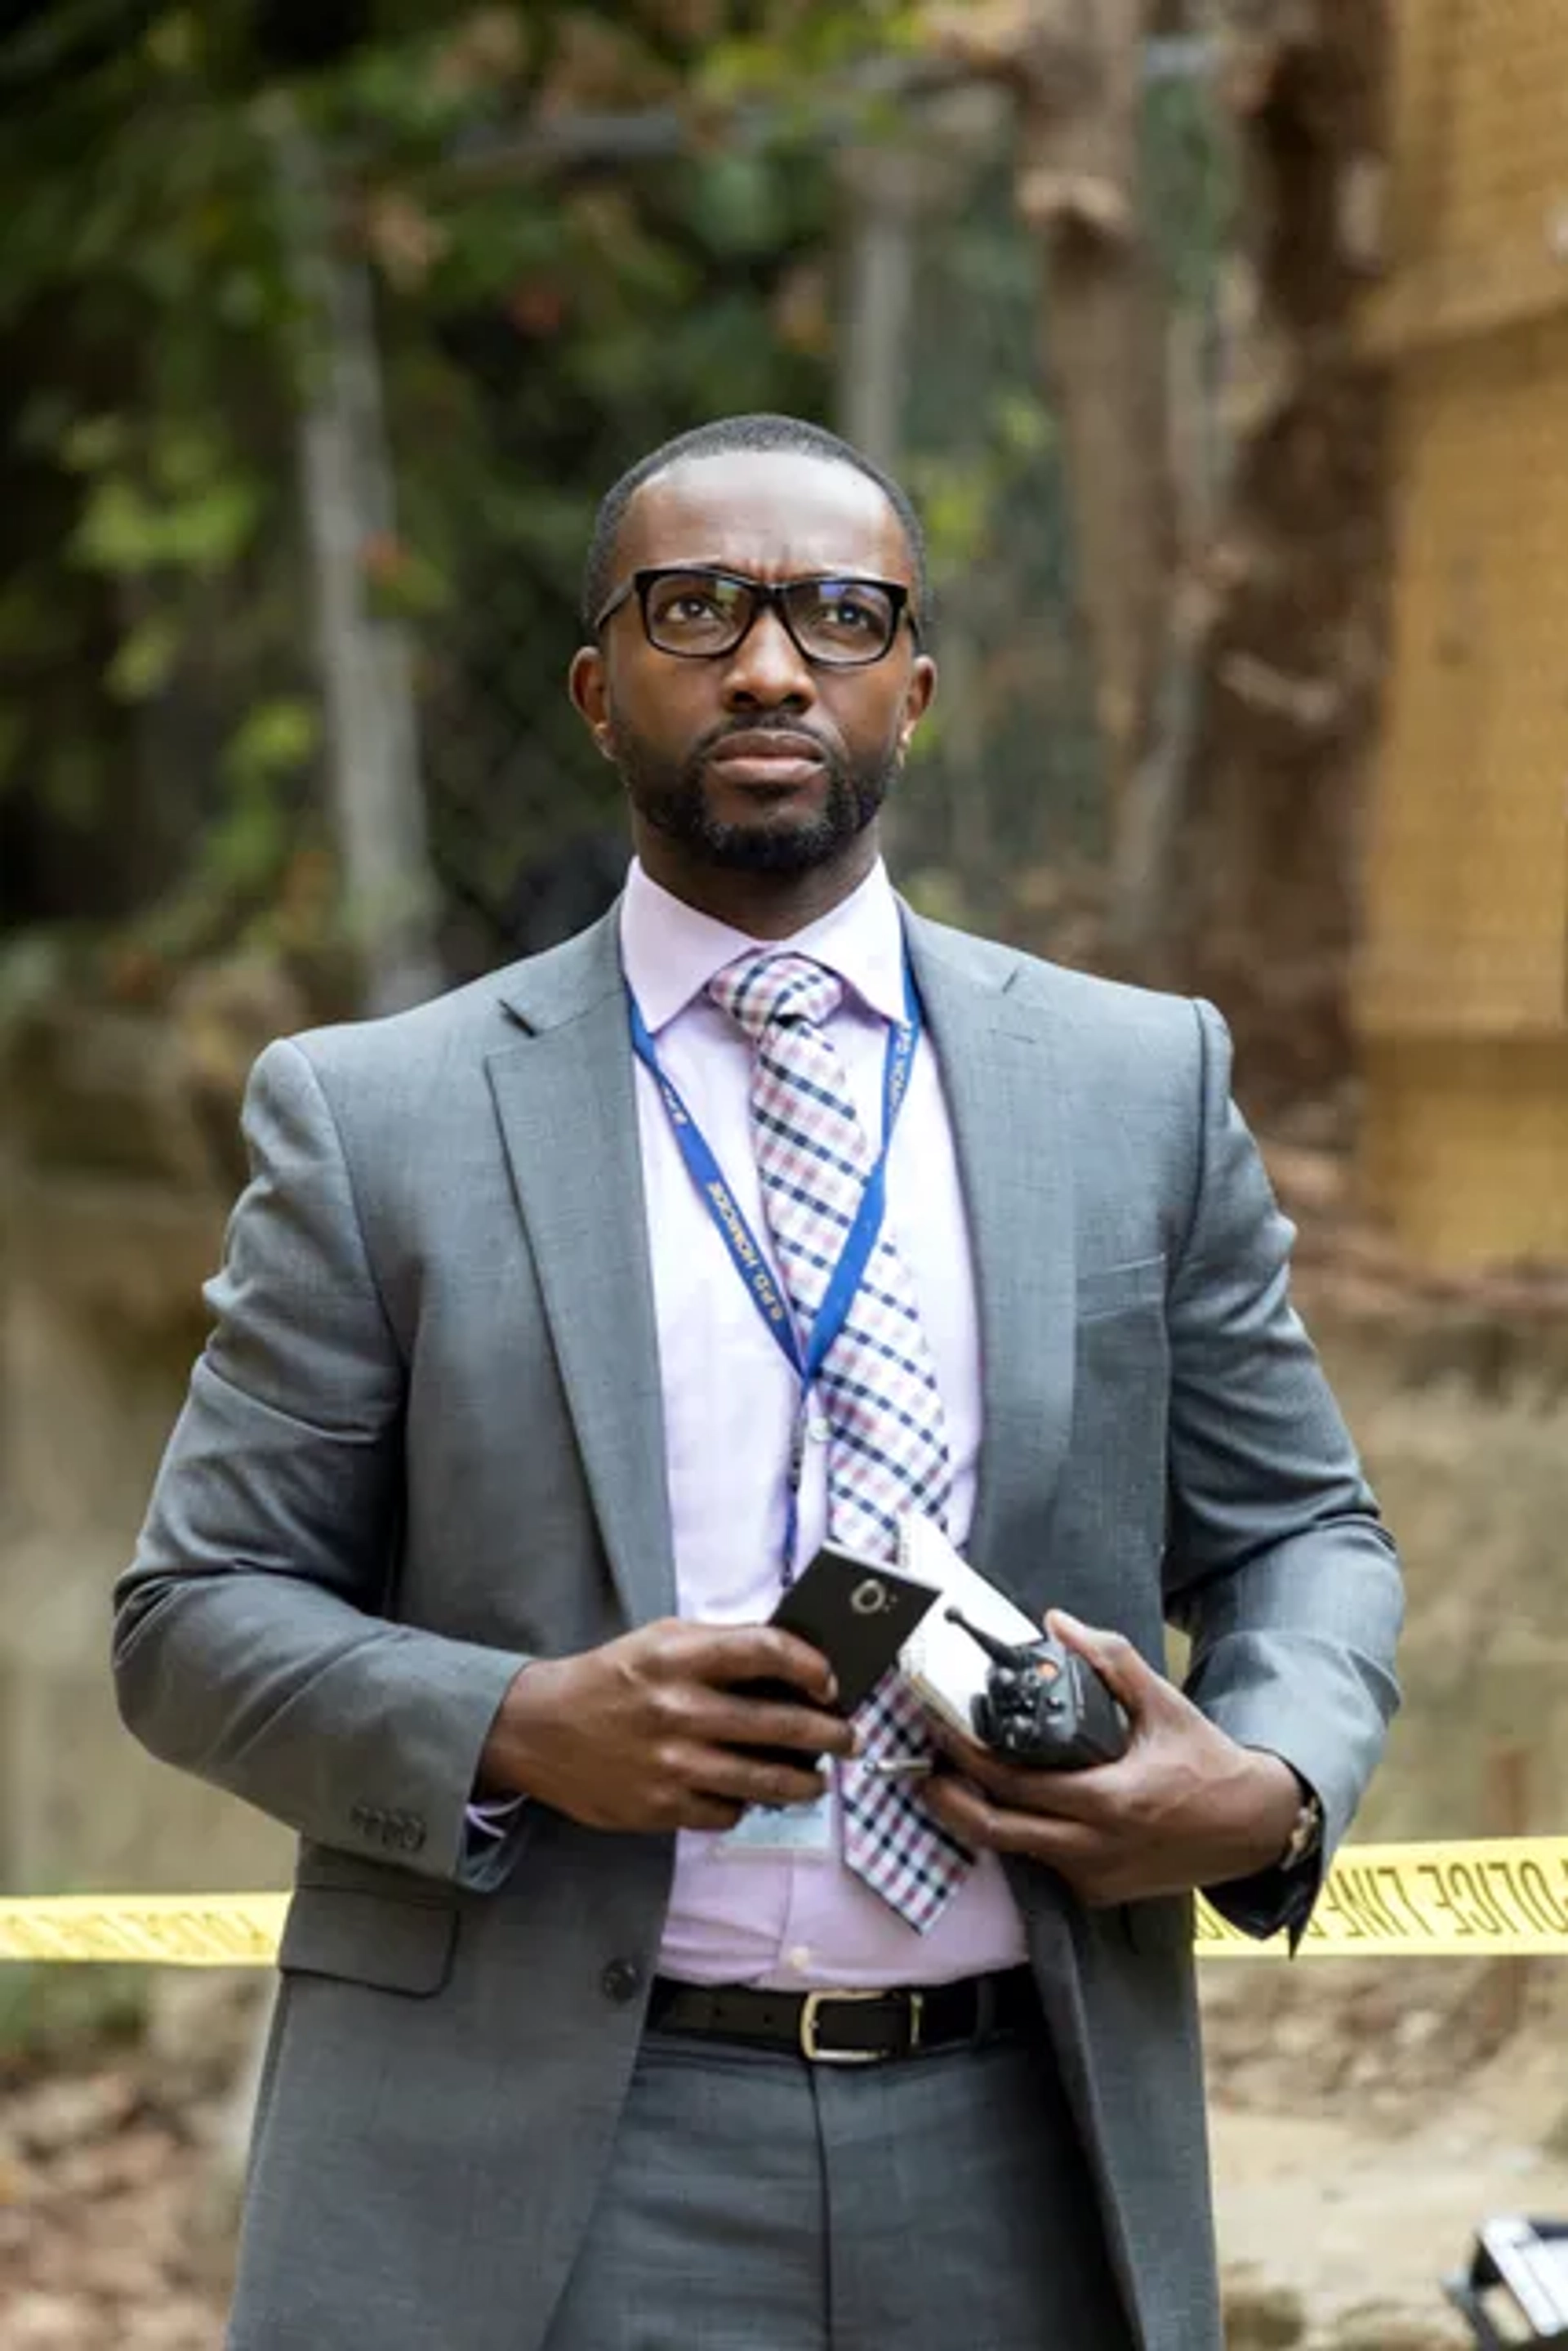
left=693, top=715, right=834, bottom=759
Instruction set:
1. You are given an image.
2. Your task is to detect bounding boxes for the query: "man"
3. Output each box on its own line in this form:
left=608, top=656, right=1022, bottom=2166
left=114, top=413, right=1401, bottom=2351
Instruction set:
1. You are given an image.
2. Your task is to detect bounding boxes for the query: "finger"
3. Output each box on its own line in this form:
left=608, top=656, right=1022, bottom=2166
left=920, top=1774, right=1103, bottom=1872
left=1045, top=1612, right=1165, bottom=1720
left=696, top=1626, right=840, bottom=1707
left=920, top=1711, right=995, bottom=1775
left=674, top=1795, right=748, bottom=1834
left=919, top=1771, right=1049, bottom=1854
left=705, top=1695, right=858, bottom=1762
left=922, top=1714, right=1108, bottom=1820
left=688, top=1745, right=831, bottom=1811
left=926, top=1720, right=1123, bottom=1824
left=922, top=1712, right=1042, bottom=1800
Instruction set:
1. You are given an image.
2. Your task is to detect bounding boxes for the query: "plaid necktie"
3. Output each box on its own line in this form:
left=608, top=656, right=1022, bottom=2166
left=707, top=949, right=973, bottom=1931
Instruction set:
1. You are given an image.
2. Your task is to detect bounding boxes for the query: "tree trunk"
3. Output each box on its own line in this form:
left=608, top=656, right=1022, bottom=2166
left=269, top=102, right=445, bottom=1018
left=1125, top=0, right=1392, bottom=1116
left=925, top=0, right=1176, bottom=837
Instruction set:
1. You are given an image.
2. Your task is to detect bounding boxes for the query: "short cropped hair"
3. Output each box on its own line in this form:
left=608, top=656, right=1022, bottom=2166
left=581, top=413, right=930, bottom=636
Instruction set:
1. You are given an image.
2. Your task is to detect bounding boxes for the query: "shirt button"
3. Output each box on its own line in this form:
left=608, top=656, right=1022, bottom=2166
left=601, top=1957, right=644, bottom=2005
left=786, top=1944, right=813, bottom=1974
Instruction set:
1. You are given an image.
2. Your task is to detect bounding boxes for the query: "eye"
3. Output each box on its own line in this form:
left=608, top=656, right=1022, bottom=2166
left=826, top=599, right=876, bottom=632
left=797, top=581, right=896, bottom=651
left=646, top=574, right=744, bottom=641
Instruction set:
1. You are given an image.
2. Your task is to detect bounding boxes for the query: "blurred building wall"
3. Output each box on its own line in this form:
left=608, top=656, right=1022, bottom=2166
left=0, top=1003, right=293, bottom=1896
left=1357, top=2, right=1568, bottom=1269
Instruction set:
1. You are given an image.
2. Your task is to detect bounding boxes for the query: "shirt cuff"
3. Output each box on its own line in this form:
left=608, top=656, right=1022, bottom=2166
left=465, top=1794, right=527, bottom=1841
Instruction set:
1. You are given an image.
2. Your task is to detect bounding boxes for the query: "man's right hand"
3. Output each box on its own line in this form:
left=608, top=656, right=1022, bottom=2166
left=477, top=1620, right=857, bottom=1833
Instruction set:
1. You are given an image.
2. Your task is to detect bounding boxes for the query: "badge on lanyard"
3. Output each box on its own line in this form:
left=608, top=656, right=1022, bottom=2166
left=632, top=958, right=921, bottom=1864
left=716, top=1787, right=835, bottom=1858
left=628, top=957, right=922, bottom=1586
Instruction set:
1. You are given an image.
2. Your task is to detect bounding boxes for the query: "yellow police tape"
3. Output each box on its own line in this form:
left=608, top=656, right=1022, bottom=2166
left=7, top=1839, right=1568, bottom=1965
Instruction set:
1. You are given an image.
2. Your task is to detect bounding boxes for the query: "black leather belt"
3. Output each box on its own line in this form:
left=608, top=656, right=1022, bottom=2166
left=646, top=1966, right=1039, bottom=2065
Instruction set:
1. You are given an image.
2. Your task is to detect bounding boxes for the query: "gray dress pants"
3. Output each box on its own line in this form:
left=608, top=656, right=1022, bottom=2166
left=543, top=2014, right=1131, bottom=2351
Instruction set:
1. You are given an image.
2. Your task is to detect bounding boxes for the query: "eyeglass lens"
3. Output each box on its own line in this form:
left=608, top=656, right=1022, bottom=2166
left=643, top=571, right=898, bottom=664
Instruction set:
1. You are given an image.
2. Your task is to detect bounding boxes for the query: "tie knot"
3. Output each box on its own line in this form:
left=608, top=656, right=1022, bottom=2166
left=707, top=952, right=844, bottom=1043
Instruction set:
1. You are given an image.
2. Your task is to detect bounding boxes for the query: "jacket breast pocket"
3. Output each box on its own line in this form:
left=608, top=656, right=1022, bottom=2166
left=278, top=1885, right=458, bottom=1998
left=1076, top=1253, right=1167, bottom=1325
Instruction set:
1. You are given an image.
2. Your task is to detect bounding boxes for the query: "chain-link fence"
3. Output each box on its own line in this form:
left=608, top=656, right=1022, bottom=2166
left=0, top=46, right=1232, bottom=1001
left=372, top=48, right=1231, bottom=982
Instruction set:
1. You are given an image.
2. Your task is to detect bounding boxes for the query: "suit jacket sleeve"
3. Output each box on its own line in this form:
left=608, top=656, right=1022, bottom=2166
left=112, top=1037, right=532, bottom=1889
left=1163, top=1001, right=1403, bottom=1937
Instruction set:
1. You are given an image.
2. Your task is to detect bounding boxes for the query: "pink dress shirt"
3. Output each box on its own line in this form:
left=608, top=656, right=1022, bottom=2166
left=622, top=857, right=1028, bottom=1990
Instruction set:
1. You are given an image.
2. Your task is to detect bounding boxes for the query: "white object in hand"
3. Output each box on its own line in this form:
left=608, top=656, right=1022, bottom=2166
left=895, top=1512, right=1044, bottom=1738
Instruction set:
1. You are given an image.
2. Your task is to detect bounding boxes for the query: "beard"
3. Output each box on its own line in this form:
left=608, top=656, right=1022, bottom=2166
left=608, top=713, right=897, bottom=875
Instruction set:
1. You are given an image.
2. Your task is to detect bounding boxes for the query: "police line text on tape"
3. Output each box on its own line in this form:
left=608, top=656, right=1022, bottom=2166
left=8, top=1840, right=1568, bottom=1965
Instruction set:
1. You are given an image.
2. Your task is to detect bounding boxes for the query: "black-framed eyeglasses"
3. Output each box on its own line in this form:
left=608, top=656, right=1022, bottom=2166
left=593, top=566, right=920, bottom=669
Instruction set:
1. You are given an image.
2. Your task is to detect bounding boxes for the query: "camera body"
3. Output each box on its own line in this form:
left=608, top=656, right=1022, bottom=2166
left=947, top=1609, right=1130, bottom=1771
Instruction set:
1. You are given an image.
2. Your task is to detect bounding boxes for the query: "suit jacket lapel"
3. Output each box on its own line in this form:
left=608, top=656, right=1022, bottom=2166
left=481, top=901, right=1076, bottom=1631
left=903, top=913, right=1077, bottom=1585
left=486, top=914, right=675, bottom=1631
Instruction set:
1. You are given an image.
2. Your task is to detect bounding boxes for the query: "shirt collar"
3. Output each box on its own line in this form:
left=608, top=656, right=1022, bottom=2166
left=620, top=856, right=907, bottom=1036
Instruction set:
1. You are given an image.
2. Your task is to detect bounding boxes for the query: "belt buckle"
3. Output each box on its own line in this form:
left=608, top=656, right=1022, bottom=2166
left=798, top=1987, right=924, bottom=2065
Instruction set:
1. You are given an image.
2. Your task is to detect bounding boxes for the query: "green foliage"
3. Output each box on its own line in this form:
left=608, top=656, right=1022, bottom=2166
left=0, top=1, right=876, bottom=963
left=225, top=698, right=321, bottom=790
left=105, top=613, right=184, bottom=704
left=0, top=1, right=301, bottom=932
left=74, top=470, right=263, bottom=582
left=0, top=2, right=1234, bottom=968
left=0, top=1960, right=149, bottom=2068
left=696, top=2, right=926, bottom=105
left=1143, top=67, right=1236, bottom=306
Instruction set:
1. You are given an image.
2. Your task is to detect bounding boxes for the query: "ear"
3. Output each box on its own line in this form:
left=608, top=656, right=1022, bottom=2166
left=898, top=654, right=937, bottom=756
left=568, top=645, right=615, bottom=761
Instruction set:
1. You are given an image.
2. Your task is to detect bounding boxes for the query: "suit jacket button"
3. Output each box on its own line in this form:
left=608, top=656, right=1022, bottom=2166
left=601, top=1958, right=643, bottom=2005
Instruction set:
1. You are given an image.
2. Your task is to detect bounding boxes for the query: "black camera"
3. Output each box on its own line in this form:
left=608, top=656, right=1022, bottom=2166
left=943, top=1608, right=1130, bottom=1771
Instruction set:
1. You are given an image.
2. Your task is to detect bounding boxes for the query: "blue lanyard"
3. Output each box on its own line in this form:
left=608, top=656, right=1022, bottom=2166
left=628, top=962, right=922, bottom=1575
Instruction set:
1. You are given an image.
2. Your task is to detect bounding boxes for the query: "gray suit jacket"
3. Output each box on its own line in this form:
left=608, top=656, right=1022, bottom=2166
left=114, top=904, right=1401, bottom=2351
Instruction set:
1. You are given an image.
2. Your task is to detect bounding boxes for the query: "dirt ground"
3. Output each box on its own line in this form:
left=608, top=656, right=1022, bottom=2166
left=1206, top=1956, right=1568, bottom=2347
left=3, top=1956, right=1566, bottom=2349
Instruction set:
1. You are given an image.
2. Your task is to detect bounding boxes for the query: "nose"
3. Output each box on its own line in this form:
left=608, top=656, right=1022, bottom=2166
left=719, top=604, right=816, bottom=712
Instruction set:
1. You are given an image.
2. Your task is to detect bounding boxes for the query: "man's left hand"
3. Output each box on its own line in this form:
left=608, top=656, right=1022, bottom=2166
left=917, top=1610, right=1302, bottom=1907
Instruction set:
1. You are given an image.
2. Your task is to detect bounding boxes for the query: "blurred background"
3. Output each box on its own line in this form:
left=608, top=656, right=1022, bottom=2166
left=1, top=3, right=1566, bottom=2346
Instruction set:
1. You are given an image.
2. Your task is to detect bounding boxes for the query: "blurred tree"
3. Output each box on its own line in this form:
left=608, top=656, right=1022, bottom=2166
left=1130, top=0, right=1392, bottom=1112
left=891, top=0, right=1388, bottom=1109
left=920, top=0, right=1175, bottom=847
left=0, top=0, right=1383, bottom=1105
left=0, top=2, right=880, bottom=991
